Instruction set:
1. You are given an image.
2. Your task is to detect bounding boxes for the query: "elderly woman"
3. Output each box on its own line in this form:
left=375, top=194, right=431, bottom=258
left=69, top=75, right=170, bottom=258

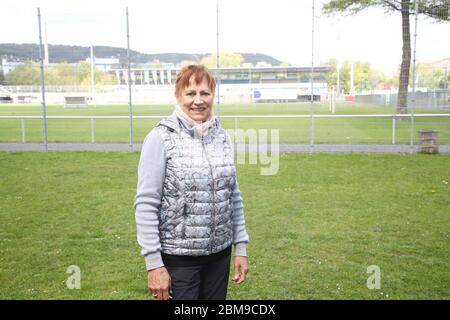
left=134, top=64, right=249, bottom=300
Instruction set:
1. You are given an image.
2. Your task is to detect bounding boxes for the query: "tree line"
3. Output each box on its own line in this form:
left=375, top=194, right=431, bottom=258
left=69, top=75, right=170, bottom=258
left=2, top=54, right=447, bottom=93
left=321, top=59, right=449, bottom=94
left=2, top=62, right=116, bottom=86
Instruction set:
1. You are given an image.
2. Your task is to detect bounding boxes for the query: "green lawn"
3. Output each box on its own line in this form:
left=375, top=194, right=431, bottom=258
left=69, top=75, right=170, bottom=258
left=0, top=152, right=449, bottom=299
left=1, top=103, right=449, bottom=144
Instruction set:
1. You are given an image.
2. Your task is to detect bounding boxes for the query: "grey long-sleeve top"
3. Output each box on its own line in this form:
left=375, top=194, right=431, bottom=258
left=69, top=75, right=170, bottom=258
left=134, top=115, right=249, bottom=271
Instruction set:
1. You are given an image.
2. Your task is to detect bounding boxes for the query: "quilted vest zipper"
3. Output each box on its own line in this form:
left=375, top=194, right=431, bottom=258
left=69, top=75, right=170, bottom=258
left=202, top=135, right=216, bottom=254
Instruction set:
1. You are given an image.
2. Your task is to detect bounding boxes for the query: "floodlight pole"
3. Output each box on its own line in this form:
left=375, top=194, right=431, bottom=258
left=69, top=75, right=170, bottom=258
left=309, top=0, right=315, bottom=154
left=126, top=7, right=133, bottom=148
left=37, top=8, right=48, bottom=151
left=216, top=0, right=221, bottom=116
left=90, top=39, right=95, bottom=99
left=410, top=0, right=419, bottom=153
left=411, top=0, right=419, bottom=107
left=44, top=23, right=49, bottom=66
left=336, top=62, right=341, bottom=97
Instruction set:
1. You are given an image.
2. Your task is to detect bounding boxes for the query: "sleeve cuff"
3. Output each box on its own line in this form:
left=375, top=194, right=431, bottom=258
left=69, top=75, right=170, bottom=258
left=145, top=251, right=164, bottom=271
left=233, top=243, right=248, bottom=257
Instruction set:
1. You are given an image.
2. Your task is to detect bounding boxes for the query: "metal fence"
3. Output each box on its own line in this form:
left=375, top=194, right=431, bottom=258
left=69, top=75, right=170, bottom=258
left=355, top=90, right=450, bottom=111
left=1, top=114, right=449, bottom=147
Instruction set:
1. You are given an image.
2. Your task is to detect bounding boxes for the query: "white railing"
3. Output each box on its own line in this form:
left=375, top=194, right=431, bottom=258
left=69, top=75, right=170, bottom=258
left=1, top=114, right=449, bottom=145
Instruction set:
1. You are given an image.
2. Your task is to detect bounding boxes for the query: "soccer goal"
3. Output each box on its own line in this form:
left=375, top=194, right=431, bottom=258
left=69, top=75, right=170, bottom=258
left=64, top=96, right=89, bottom=108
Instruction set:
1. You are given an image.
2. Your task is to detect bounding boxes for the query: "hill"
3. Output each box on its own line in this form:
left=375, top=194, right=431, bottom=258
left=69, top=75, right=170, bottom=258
left=0, top=43, right=283, bottom=66
left=432, top=58, right=450, bottom=68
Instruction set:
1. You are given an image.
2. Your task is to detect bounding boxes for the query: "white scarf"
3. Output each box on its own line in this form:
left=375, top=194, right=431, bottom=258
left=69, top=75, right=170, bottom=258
left=175, top=105, right=215, bottom=137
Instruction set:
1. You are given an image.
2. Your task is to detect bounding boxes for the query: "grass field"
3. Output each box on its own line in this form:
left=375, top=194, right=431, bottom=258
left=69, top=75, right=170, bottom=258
left=1, top=103, right=449, bottom=144
left=1, top=151, right=449, bottom=299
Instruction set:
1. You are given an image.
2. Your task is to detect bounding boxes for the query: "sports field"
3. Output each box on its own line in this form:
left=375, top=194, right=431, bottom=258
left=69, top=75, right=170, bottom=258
left=0, top=151, right=449, bottom=299
left=0, top=102, right=449, bottom=144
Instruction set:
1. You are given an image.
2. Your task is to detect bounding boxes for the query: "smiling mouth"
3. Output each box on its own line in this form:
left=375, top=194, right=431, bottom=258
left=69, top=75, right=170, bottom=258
left=190, top=108, right=206, bottom=112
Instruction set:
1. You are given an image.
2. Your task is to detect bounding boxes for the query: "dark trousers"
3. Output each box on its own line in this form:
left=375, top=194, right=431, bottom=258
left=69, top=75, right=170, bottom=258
left=166, top=253, right=231, bottom=300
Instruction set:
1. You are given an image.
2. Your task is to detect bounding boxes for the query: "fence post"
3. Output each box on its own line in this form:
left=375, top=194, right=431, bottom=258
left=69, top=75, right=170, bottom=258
left=91, top=118, right=95, bottom=144
left=309, top=114, right=314, bottom=154
left=392, top=115, right=396, bottom=145
left=410, top=113, right=415, bottom=154
left=21, top=118, right=26, bottom=143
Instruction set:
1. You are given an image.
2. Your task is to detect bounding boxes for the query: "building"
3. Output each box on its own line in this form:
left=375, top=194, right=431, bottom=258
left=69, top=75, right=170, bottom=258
left=110, top=65, right=330, bottom=86
left=85, top=57, right=120, bottom=72
left=1, top=59, right=24, bottom=74
left=109, top=65, right=332, bottom=103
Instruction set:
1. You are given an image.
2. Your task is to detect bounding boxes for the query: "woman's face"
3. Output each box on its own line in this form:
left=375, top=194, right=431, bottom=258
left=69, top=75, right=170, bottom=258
left=177, top=77, right=214, bottom=122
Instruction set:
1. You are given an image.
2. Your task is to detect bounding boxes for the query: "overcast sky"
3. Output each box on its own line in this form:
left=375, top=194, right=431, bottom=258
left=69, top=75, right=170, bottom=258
left=1, top=0, right=449, bottom=75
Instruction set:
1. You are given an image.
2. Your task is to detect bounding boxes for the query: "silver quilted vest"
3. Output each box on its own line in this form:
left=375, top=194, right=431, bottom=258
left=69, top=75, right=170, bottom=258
left=157, top=114, right=236, bottom=256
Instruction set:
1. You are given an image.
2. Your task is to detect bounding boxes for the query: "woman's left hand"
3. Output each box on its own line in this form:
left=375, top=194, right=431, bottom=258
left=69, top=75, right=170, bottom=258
left=232, top=256, right=249, bottom=284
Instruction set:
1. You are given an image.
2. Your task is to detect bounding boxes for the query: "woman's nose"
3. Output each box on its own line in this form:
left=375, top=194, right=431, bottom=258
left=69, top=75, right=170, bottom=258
left=194, top=94, right=202, bottom=104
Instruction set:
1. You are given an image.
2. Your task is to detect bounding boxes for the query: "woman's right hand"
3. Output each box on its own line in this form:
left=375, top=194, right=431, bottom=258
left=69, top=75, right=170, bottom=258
left=148, top=266, right=171, bottom=300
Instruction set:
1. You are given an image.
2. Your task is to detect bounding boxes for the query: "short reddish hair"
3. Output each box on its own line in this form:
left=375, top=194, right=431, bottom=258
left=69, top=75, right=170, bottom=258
left=175, top=64, right=216, bottom=98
